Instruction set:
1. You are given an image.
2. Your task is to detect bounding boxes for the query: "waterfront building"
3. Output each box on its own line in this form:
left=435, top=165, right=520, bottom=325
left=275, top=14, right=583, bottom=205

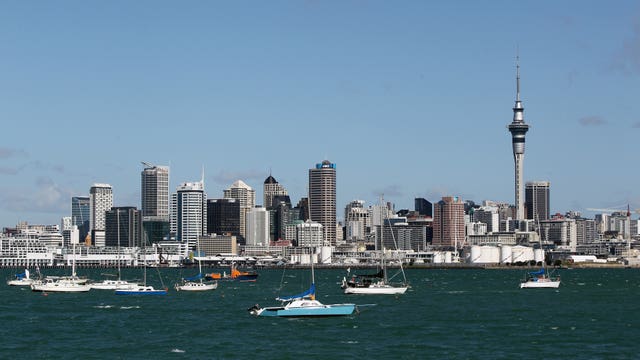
left=71, top=196, right=91, bottom=244
left=309, top=160, right=337, bottom=245
left=198, top=233, right=238, bottom=256
left=89, top=183, right=113, bottom=247
left=105, top=207, right=142, bottom=247
left=172, top=180, right=207, bottom=249
left=0, top=235, right=54, bottom=267
left=206, top=198, right=241, bottom=238
left=224, top=180, right=255, bottom=240
left=246, top=207, right=269, bottom=246
left=433, top=196, right=465, bottom=250
left=263, top=175, right=288, bottom=209
left=539, top=215, right=577, bottom=251
left=525, top=181, right=550, bottom=221
left=297, top=220, right=324, bottom=247
left=507, top=58, right=530, bottom=220
left=141, top=163, right=170, bottom=219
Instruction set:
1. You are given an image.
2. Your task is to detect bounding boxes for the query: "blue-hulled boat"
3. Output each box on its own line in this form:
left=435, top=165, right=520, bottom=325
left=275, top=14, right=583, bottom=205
left=248, top=252, right=356, bottom=317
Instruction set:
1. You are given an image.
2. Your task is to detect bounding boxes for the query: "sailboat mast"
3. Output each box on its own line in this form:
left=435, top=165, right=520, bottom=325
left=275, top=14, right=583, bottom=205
left=117, top=209, right=122, bottom=281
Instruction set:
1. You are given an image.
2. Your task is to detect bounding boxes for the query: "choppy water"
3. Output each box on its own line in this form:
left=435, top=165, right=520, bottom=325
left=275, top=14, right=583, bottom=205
left=1, top=267, right=639, bottom=359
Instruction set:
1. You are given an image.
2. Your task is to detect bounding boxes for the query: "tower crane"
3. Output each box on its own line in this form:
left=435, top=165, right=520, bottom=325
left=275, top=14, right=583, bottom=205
left=141, top=161, right=156, bottom=169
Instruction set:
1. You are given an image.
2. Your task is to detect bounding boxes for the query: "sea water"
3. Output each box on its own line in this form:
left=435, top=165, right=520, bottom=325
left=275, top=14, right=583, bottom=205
left=1, top=267, right=639, bottom=359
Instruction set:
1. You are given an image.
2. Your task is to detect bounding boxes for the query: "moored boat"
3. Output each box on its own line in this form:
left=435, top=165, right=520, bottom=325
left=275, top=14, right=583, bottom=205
left=520, top=268, right=560, bottom=289
left=7, top=269, right=34, bottom=286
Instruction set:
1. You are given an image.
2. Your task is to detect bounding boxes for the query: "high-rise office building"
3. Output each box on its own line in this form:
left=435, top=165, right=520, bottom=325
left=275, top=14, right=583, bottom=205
left=246, top=206, right=269, bottom=246
left=263, top=175, right=288, bottom=209
left=71, top=196, right=90, bottom=243
left=432, top=196, right=465, bottom=249
left=89, top=183, right=113, bottom=246
left=309, top=160, right=336, bottom=245
left=172, top=181, right=206, bottom=249
left=223, top=180, right=255, bottom=240
left=344, top=200, right=369, bottom=242
left=105, top=207, right=142, bottom=247
left=206, top=198, right=241, bottom=238
left=141, top=163, right=170, bottom=219
left=507, top=58, right=530, bottom=221
left=415, top=198, right=433, bottom=217
left=525, top=181, right=550, bottom=221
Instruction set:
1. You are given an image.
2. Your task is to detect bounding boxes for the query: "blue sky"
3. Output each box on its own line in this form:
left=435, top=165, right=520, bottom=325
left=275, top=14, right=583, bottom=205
left=1, top=1, right=639, bottom=227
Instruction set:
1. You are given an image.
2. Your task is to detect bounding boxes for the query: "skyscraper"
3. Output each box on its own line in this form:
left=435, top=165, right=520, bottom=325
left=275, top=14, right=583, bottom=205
left=414, top=198, right=433, bottom=217
left=525, top=181, right=550, bottom=221
left=141, top=162, right=169, bottom=219
left=263, top=175, right=288, bottom=209
left=206, top=198, right=241, bottom=238
left=223, top=180, right=255, bottom=240
left=507, top=58, right=530, bottom=221
left=172, top=181, right=207, bottom=248
left=432, top=196, right=465, bottom=249
left=89, top=183, right=113, bottom=246
left=105, top=206, right=142, bottom=247
left=246, top=206, right=269, bottom=246
left=71, top=196, right=90, bottom=243
left=309, top=160, right=336, bottom=245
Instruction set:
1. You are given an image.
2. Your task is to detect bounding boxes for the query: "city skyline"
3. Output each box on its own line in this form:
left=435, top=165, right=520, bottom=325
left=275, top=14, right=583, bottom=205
left=1, top=1, right=639, bottom=226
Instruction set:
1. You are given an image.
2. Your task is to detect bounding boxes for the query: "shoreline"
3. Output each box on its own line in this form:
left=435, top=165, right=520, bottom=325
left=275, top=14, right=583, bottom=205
left=0, top=263, right=632, bottom=270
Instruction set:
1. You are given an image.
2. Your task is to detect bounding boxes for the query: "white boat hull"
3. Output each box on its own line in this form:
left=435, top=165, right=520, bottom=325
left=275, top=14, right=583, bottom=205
left=115, top=285, right=168, bottom=295
left=90, top=280, right=138, bottom=290
left=520, top=280, right=560, bottom=288
left=31, top=279, right=91, bottom=293
left=344, top=285, right=408, bottom=295
left=251, top=299, right=356, bottom=317
left=175, top=281, right=218, bottom=291
left=7, top=279, right=34, bottom=286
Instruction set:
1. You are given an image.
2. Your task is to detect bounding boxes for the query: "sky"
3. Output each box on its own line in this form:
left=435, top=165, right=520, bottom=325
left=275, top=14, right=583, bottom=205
left=1, top=1, right=639, bottom=227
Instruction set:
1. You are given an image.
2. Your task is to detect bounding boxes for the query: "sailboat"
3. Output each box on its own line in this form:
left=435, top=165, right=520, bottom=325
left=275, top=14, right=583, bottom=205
left=175, top=238, right=218, bottom=292
left=342, top=198, right=408, bottom=295
left=115, top=233, right=167, bottom=295
left=7, top=268, right=34, bottom=286
left=519, top=246, right=560, bottom=288
left=520, top=217, right=560, bottom=289
left=249, top=248, right=357, bottom=317
left=91, top=210, right=137, bottom=290
left=31, top=244, right=91, bottom=293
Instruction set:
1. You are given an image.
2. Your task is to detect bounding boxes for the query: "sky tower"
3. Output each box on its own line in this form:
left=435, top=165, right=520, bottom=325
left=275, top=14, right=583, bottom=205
left=508, top=57, right=529, bottom=221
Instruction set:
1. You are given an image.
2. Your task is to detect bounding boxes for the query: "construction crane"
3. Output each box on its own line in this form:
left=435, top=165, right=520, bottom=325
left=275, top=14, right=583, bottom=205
left=141, top=161, right=156, bottom=169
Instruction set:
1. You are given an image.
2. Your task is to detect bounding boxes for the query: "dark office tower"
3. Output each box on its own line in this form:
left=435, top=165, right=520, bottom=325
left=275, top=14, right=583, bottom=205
left=414, top=198, right=433, bottom=217
left=309, top=160, right=337, bottom=245
left=71, top=196, right=90, bottom=243
left=270, top=195, right=291, bottom=241
left=432, top=196, right=465, bottom=249
left=296, top=198, right=309, bottom=221
left=105, top=207, right=142, bottom=247
left=507, top=57, right=530, bottom=220
left=263, top=175, right=288, bottom=209
left=207, top=198, right=241, bottom=239
left=525, top=181, right=550, bottom=221
left=141, top=162, right=169, bottom=219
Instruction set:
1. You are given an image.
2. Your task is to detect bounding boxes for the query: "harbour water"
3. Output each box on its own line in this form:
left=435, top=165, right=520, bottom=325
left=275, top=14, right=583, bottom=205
left=1, top=267, right=639, bottom=359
